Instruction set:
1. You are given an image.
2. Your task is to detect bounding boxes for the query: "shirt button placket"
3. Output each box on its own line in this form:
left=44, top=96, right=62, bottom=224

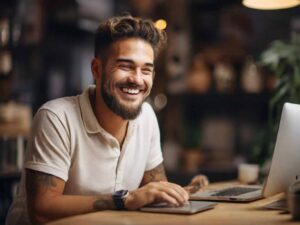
left=114, top=140, right=122, bottom=189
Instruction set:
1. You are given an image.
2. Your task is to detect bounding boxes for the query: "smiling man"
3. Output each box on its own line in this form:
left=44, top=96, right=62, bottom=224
left=6, top=14, right=208, bottom=225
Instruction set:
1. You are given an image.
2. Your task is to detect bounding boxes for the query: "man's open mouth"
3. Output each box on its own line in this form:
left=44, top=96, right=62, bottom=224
left=121, top=87, right=140, bottom=95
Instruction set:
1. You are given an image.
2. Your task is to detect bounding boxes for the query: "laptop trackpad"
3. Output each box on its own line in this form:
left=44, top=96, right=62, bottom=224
left=140, top=201, right=217, bottom=214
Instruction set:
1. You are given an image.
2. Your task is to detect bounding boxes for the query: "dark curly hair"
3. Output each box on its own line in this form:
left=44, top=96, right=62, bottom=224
left=94, top=14, right=167, bottom=59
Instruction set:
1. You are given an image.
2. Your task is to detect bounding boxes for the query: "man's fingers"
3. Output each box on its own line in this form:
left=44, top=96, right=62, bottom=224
left=125, top=181, right=190, bottom=210
left=156, top=182, right=188, bottom=205
left=184, top=175, right=209, bottom=194
left=184, top=184, right=201, bottom=194
left=167, top=182, right=189, bottom=202
left=190, top=175, right=209, bottom=186
left=156, top=192, right=180, bottom=206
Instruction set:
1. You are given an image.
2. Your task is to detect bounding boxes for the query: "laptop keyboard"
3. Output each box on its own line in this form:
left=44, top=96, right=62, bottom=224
left=211, top=187, right=260, bottom=197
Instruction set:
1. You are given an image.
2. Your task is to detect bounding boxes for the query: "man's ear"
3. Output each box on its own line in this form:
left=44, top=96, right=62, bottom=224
left=91, top=57, right=102, bottom=80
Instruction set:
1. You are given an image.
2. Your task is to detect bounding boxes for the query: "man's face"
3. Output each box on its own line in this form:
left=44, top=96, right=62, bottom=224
left=99, top=38, right=154, bottom=120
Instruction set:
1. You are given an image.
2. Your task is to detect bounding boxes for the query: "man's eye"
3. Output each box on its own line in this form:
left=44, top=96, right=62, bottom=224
left=119, top=64, right=132, bottom=70
left=142, top=68, right=153, bottom=75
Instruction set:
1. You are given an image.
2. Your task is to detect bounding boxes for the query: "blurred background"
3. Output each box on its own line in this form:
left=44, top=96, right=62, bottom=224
left=0, top=0, right=300, bottom=223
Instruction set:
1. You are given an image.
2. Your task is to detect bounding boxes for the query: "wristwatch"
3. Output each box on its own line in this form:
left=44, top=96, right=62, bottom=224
left=112, top=190, right=129, bottom=210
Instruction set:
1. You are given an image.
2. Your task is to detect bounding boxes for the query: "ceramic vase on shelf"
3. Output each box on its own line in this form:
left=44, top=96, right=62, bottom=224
left=187, top=55, right=212, bottom=94
left=241, top=57, right=263, bottom=93
left=213, top=62, right=236, bottom=93
left=0, top=17, right=9, bottom=46
left=0, top=50, right=12, bottom=102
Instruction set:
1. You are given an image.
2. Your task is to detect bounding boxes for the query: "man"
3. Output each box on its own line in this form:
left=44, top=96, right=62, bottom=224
left=6, top=14, right=208, bottom=225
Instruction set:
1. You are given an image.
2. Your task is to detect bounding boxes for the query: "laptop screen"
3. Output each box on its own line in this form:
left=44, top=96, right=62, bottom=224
left=263, top=102, right=300, bottom=197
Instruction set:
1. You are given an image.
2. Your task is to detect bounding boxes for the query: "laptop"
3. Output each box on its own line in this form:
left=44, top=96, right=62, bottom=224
left=190, top=102, right=300, bottom=202
left=190, top=184, right=262, bottom=202
left=140, top=201, right=216, bottom=214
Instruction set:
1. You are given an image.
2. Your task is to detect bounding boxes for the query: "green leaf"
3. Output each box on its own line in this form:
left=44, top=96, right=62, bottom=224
left=269, top=82, right=290, bottom=112
left=293, top=66, right=300, bottom=87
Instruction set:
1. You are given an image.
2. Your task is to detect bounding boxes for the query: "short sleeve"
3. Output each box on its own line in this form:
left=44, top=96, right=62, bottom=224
left=25, top=109, right=71, bottom=181
left=144, top=104, right=163, bottom=171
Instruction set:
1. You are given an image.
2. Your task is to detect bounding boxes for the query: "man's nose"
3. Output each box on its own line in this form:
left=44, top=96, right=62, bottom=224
left=127, top=69, right=143, bottom=85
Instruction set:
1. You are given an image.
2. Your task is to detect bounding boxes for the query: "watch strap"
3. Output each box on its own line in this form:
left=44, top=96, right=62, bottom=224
left=112, top=190, right=129, bottom=210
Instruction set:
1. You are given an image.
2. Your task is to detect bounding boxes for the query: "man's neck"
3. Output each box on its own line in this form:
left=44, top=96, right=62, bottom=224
left=90, top=89, right=128, bottom=148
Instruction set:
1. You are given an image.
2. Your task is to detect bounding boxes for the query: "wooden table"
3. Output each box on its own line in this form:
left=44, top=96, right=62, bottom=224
left=47, top=183, right=298, bottom=225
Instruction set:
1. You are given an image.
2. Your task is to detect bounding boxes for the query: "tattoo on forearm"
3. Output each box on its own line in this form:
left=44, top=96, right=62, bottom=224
left=141, top=163, right=167, bottom=185
left=93, top=194, right=115, bottom=211
left=26, top=169, right=57, bottom=197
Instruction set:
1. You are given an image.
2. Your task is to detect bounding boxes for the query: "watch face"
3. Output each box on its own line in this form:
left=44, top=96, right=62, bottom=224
left=113, top=190, right=129, bottom=210
left=113, top=190, right=128, bottom=198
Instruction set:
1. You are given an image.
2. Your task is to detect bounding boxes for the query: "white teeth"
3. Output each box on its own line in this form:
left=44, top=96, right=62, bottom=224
left=122, top=88, right=139, bottom=94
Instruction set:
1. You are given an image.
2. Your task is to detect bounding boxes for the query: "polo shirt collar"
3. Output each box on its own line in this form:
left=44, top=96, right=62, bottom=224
left=79, top=85, right=102, bottom=134
left=79, top=85, right=137, bottom=134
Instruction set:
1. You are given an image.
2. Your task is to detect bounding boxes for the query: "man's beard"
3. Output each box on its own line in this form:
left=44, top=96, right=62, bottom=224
left=101, top=74, right=147, bottom=120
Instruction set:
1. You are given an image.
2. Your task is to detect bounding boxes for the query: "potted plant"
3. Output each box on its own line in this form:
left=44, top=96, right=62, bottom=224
left=251, top=33, right=300, bottom=165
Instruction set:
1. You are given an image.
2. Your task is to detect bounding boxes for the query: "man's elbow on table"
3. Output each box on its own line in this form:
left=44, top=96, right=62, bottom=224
left=25, top=169, right=67, bottom=225
left=27, top=204, right=53, bottom=225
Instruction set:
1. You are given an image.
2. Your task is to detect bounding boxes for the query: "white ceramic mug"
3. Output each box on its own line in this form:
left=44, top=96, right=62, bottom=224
left=238, top=163, right=260, bottom=184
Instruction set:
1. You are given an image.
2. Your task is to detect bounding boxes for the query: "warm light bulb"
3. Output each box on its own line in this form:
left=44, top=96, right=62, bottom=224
left=243, top=0, right=300, bottom=10
left=155, top=19, right=167, bottom=30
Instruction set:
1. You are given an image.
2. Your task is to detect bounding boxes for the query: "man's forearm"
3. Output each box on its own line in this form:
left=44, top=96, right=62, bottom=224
left=28, top=192, right=116, bottom=224
left=26, top=170, right=116, bottom=224
left=140, top=163, right=168, bottom=186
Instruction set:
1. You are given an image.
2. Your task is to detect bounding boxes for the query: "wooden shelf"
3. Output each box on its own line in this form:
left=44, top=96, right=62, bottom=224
left=0, top=169, right=21, bottom=179
left=169, top=92, right=271, bottom=107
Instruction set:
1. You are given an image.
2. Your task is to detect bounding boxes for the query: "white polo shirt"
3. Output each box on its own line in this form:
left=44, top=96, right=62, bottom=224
left=6, top=85, right=163, bottom=225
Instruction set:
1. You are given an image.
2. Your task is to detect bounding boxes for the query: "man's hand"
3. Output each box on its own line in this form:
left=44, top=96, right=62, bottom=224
left=124, top=181, right=189, bottom=210
left=124, top=163, right=187, bottom=210
left=184, top=175, right=209, bottom=194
